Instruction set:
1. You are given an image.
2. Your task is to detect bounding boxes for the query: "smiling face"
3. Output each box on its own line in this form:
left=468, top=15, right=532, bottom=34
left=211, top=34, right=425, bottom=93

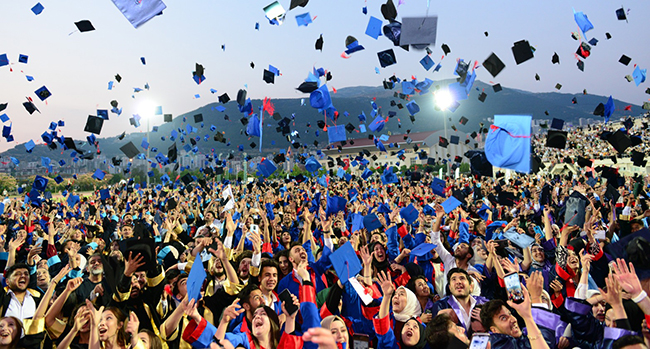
left=0, top=318, right=20, bottom=345
left=259, top=266, right=278, bottom=293
left=392, top=287, right=409, bottom=313
left=36, top=268, right=50, bottom=289
left=7, top=268, right=29, bottom=293
left=490, top=306, right=521, bottom=338
left=87, top=255, right=103, bottom=275
left=98, top=310, right=123, bottom=342
left=401, top=319, right=421, bottom=347
left=238, top=258, right=251, bottom=279
left=567, top=250, right=580, bottom=271
left=373, top=243, right=386, bottom=262
left=531, top=246, right=545, bottom=263
left=329, top=319, right=348, bottom=344
left=414, top=278, right=430, bottom=298
left=251, top=307, right=271, bottom=338
left=277, top=256, right=290, bottom=275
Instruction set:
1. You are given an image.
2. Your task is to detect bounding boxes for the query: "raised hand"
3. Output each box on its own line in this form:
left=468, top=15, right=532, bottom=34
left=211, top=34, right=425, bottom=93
left=73, top=307, right=91, bottom=332
left=220, top=298, right=244, bottom=324
left=359, top=245, right=372, bottom=267
left=66, top=277, right=84, bottom=293
left=281, top=292, right=300, bottom=319
left=377, top=271, right=394, bottom=296
left=599, top=274, right=623, bottom=306
left=124, top=252, right=145, bottom=277
left=611, top=258, right=643, bottom=298
left=125, top=311, right=140, bottom=336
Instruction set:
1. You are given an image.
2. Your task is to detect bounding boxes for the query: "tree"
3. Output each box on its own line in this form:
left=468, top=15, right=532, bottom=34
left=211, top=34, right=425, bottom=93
left=0, top=173, right=17, bottom=193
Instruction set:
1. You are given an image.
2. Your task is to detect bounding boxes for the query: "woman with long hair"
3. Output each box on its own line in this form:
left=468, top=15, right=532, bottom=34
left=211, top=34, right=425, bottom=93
left=86, top=300, right=146, bottom=349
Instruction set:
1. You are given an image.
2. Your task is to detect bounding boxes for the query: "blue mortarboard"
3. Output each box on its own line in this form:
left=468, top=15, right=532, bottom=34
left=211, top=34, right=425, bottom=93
left=210, top=125, right=217, bottom=132
left=86, top=134, right=96, bottom=145
left=377, top=203, right=391, bottom=214
left=40, top=157, right=51, bottom=168
left=35, top=86, right=51, bottom=101
left=141, top=138, right=149, bottom=150
left=327, top=195, right=347, bottom=217
left=365, top=16, right=382, bottom=39
left=246, top=115, right=261, bottom=137
left=420, top=55, right=435, bottom=71
left=422, top=205, right=435, bottom=216
left=28, top=189, right=42, bottom=206
left=633, top=66, right=647, bottom=86
left=379, top=134, right=390, bottom=142
left=345, top=40, right=365, bottom=55
left=406, top=101, right=420, bottom=115
left=0, top=114, right=8, bottom=123
left=147, top=171, right=154, bottom=177
left=441, top=196, right=462, bottom=214
left=368, top=116, right=386, bottom=132
left=2, top=125, right=11, bottom=138
left=336, top=167, right=345, bottom=178
left=11, top=157, right=19, bottom=166
left=310, top=84, right=333, bottom=110
left=362, top=168, right=372, bottom=180
left=48, top=122, right=57, bottom=131
left=604, top=95, right=615, bottom=122
left=574, top=10, right=594, bottom=35
left=478, top=204, right=490, bottom=221
left=31, top=3, right=44, bottom=15
left=550, top=118, right=564, bottom=130
left=186, top=248, right=207, bottom=302
left=17, top=187, right=24, bottom=194
left=54, top=175, right=63, bottom=184
left=328, top=125, right=346, bottom=143
left=363, top=214, right=382, bottom=232
left=381, top=167, right=398, bottom=184
left=305, top=157, right=321, bottom=172
left=358, top=111, right=366, bottom=122
left=183, top=144, right=192, bottom=152
left=400, top=204, right=419, bottom=225
left=351, top=214, right=364, bottom=233
left=410, top=243, right=438, bottom=257
left=0, top=54, right=8, bottom=67
left=484, top=114, right=531, bottom=174
left=25, top=140, right=35, bottom=152
left=329, top=242, right=362, bottom=284
left=100, top=189, right=110, bottom=200
left=97, top=109, right=108, bottom=120
left=402, top=80, right=415, bottom=94
left=375, top=138, right=386, bottom=152
left=32, top=175, right=48, bottom=192
left=92, top=169, right=106, bottom=180
left=359, top=124, right=366, bottom=133
left=58, top=120, right=64, bottom=127
left=258, top=159, right=277, bottom=178
left=295, top=12, right=312, bottom=26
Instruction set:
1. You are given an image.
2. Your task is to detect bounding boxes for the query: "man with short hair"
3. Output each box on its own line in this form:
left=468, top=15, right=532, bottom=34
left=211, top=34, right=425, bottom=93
left=76, top=253, right=111, bottom=306
left=480, top=297, right=551, bottom=349
left=0, top=263, right=43, bottom=321
left=430, top=268, right=488, bottom=331
left=612, top=335, right=648, bottom=349
left=258, top=259, right=281, bottom=313
left=227, top=284, right=264, bottom=334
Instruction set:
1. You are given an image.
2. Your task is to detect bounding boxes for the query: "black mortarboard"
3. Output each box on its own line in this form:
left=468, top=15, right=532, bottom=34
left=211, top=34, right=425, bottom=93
left=632, top=151, right=646, bottom=167
left=297, top=81, right=318, bottom=93
left=240, top=117, right=249, bottom=126
left=565, top=191, right=587, bottom=227
left=441, top=43, right=451, bottom=55
left=123, top=237, right=155, bottom=272
left=607, top=130, right=632, bottom=153
left=23, top=101, right=39, bottom=114
left=380, top=0, right=397, bottom=21
left=345, top=123, right=355, bottom=132
left=493, top=83, right=502, bottom=92
left=616, top=7, right=627, bottom=21
left=263, top=70, right=275, bottom=84
left=619, top=55, right=631, bottom=66
left=535, top=74, right=541, bottom=81
left=219, top=93, right=230, bottom=104
left=117, top=131, right=126, bottom=140
left=577, top=157, right=592, bottom=167
left=470, top=131, right=477, bottom=138
left=290, top=0, right=309, bottom=9
left=214, top=133, right=225, bottom=143
left=512, top=40, right=534, bottom=64
left=577, top=60, right=584, bottom=71
left=377, top=49, right=397, bottom=68
left=576, top=42, right=591, bottom=59
left=164, top=114, right=172, bottom=122
left=237, top=89, right=247, bottom=106
left=552, top=52, right=560, bottom=64
left=605, top=184, right=621, bottom=203
left=439, top=137, right=448, bottom=148
left=498, top=191, right=517, bottom=206
left=75, top=20, right=95, bottom=32
left=120, top=141, right=140, bottom=158
left=181, top=173, right=193, bottom=185
left=450, top=135, right=460, bottom=145
left=63, top=137, right=77, bottom=151
left=250, top=142, right=257, bottom=149
left=167, top=143, right=177, bottom=162
left=594, top=103, right=605, bottom=116
left=115, top=74, right=122, bottom=83
left=317, top=120, right=326, bottom=129
left=315, top=34, right=324, bottom=51
left=193, top=114, right=203, bottom=123
left=483, top=53, right=506, bottom=77
left=478, top=92, right=487, bottom=102
left=555, top=83, right=562, bottom=90
left=84, top=115, right=104, bottom=135
left=273, top=153, right=286, bottom=163
left=546, top=130, right=567, bottom=149
left=459, top=116, right=468, bottom=125
left=606, top=32, right=612, bottom=39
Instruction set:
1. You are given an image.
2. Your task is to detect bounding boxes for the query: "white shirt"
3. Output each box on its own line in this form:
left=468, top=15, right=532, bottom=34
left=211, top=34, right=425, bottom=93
left=5, top=289, right=36, bottom=321
left=450, top=295, right=477, bottom=330
left=429, top=230, right=481, bottom=296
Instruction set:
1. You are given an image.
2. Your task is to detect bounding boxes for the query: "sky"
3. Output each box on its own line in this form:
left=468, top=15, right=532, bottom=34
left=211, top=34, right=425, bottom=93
left=0, top=0, right=648, bottom=153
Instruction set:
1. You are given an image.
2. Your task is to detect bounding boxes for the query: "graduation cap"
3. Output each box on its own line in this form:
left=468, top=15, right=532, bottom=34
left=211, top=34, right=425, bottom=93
left=35, top=86, right=52, bottom=101
left=122, top=237, right=155, bottom=272
left=167, top=143, right=177, bottom=162
left=439, top=137, right=448, bottom=147
left=546, top=130, right=567, bottom=149
left=483, top=53, right=506, bottom=77
left=441, top=43, right=451, bottom=55
left=493, top=84, right=502, bottom=92
left=450, top=135, right=460, bottom=145
left=552, top=52, right=560, bottom=64
left=615, top=7, right=627, bottom=21
left=193, top=114, right=203, bottom=123
left=577, top=156, right=592, bottom=167
left=632, top=151, right=646, bottom=167
left=218, top=93, right=230, bottom=104
left=23, top=100, right=39, bottom=114
left=120, top=141, right=140, bottom=158
left=512, top=40, right=534, bottom=64
left=377, top=49, right=397, bottom=68
left=550, top=118, right=564, bottom=130
left=75, top=20, right=95, bottom=32
left=478, top=92, right=487, bottom=102
left=565, top=191, right=587, bottom=227
left=459, top=116, right=468, bottom=125
left=619, top=55, right=631, bottom=66
left=84, top=116, right=104, bottom=135
left=263, top=70, right=275, bottom=84
left=315, top=34, right=324, bottom=51
left=607, top=130, right=632, bottom=153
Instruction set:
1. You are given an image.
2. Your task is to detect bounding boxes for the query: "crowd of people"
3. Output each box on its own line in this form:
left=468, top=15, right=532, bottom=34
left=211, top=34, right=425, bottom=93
left=0, top=120, right=649, bottom=349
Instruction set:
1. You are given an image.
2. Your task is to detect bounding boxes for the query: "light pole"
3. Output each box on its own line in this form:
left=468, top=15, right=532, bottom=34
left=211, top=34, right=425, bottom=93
left=434, top=89, right=454, bottom=177
left=146, top=115, right=150, bottom=188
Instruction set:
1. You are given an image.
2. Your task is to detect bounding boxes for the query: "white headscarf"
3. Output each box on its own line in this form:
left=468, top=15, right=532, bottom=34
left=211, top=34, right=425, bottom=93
left=394, top=286, right=422, bottom=322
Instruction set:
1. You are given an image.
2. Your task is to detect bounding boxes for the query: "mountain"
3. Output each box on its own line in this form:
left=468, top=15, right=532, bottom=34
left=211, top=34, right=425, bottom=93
left=1, top=80, right=642, bottom=163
